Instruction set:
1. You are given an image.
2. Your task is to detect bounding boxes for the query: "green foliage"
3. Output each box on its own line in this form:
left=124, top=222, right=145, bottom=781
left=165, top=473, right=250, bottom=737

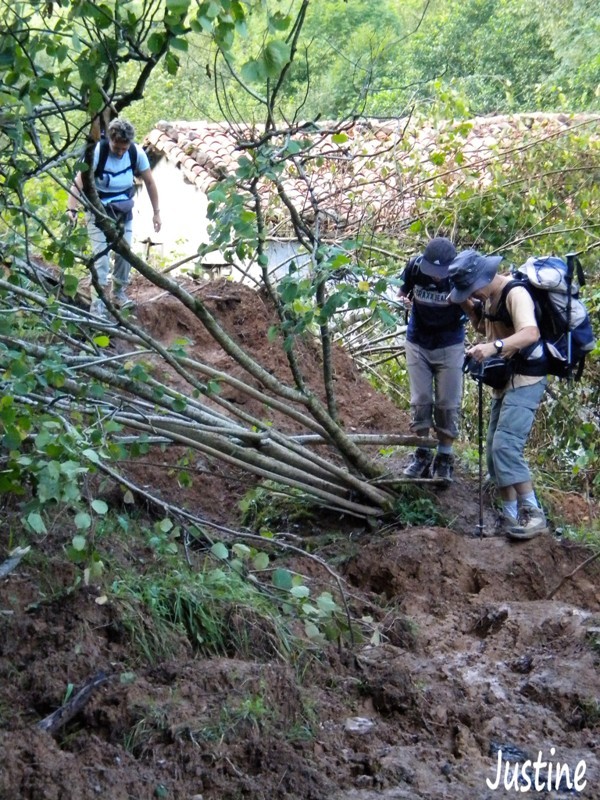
left=392, top=487, right=445, bottom=528
left=392, top=0, right=558, bottom=115
left=531, top=0, right=600, bottom=110
left=110, top=539, right=355, bottom=661
left=193, top=688, right=276, bottom=742
left=111, top=563, right=293, bottom=662
left=239, top=481, right=318, bottom=530
left=211, top=536, right=355, bottom=643
left=2, top=0, right=600, bottom=563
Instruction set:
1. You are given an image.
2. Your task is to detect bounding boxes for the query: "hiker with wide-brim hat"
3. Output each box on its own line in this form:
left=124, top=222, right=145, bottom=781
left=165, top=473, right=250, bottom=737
left=449, top=249, right=548, bottom=540
left=398, top=236, right=466, bottom=484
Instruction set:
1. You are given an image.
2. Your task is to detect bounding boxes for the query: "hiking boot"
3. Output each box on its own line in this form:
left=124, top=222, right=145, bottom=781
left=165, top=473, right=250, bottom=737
left=89, top=298, right=108, bottom=318
left=403, top=447, right=433, bottom=478
left=112, top=286, right=134, bottom=309
left=432, top=453, right=454, bottom=484
left=495, top=512, right=520, bottom=536
left=507, top=506, right=548, bottom=541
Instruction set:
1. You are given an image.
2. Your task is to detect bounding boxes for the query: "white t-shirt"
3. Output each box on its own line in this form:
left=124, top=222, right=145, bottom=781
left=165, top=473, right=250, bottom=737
left=92, top=142, right=150, bottom=205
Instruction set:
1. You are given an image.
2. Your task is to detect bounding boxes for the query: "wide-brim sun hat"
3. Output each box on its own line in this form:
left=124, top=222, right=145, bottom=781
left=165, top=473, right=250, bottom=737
left=418, top=236, right=457, bottom=279
left=448, top=249, right=503, bottom=303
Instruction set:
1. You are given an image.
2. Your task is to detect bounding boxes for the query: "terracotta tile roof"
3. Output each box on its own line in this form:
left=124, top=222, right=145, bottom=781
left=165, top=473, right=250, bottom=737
left=143, top=114, right=599, bottom=238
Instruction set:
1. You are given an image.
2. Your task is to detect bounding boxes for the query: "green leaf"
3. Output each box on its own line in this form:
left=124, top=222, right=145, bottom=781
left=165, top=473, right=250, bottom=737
left=92, top=335, right=110, bottom=347
left=26, top=511, right=47, bottom=534
left=165, top=51, right=180, bottom=75
left=304, top=620, right=321, bottom=639
left=91, top=499, right=108, bottom=515
left=72, top=535, right=87, bottom=551
left=82, top=448, right=100, bottom=464
left=272, top=567, right=293, bottom=590
left=211, top=541, right=229, bottom=560
left=63, top=274, right=79, bottom=297
left=159, top=518, right=174, bottom=533
left=290, top=585, right=310, bottom=599
left=147, top=32, right=166, bottom=54
left=232, top=542, right=251, bottom=559
left=240, top=58, right=264, bottom=83
left=332, top=132, right=348, bottom=144
left=252, top=551, right=269, bottom=570
left=268, top=12, right=292, bottom=32
left=166, top=0, right=191, bottom=12
left=170, top=37, right=189, bottom=52
left=262, top=40, right=290, bottom=78
left=74, top=511, right=92, bottom=530
left=89, top=559, right=105, bottom=579
left=317, top=592, right=339, bottom=614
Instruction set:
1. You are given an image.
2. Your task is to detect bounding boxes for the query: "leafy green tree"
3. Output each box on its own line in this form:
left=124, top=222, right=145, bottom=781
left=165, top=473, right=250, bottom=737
left=1, top=0, right=414, bottom=544
left=1, top=0, right=599, bottom=549
left=532, top=0, right=600, bottom=110
left=385, top=0, right=558, bottom=115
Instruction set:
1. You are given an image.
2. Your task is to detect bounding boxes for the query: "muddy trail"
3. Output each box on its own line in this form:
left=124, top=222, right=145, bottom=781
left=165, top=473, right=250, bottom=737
left=1, top=276, right=599, bottom=800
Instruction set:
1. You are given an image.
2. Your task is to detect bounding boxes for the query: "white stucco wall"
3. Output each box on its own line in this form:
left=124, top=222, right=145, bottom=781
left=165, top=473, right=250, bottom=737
left=132, top=158, right=209, bottom=269
left=132, top=159, right=311, bottom=285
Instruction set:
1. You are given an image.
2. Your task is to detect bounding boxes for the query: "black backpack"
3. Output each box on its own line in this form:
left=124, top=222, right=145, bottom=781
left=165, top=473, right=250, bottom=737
left=487, top=255, right=596, bottom=381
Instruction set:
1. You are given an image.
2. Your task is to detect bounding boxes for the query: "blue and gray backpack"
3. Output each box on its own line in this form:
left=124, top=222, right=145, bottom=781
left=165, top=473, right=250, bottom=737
left=487, top=255, right=596, bottom=380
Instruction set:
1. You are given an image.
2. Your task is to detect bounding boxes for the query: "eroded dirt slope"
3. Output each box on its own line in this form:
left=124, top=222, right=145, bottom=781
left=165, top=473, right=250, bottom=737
left=1, top=275, right=599, bottom=800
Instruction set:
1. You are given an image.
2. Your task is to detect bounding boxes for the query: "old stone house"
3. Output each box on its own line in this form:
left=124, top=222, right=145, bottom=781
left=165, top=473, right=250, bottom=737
left=133, top=114, right=594, bottom=284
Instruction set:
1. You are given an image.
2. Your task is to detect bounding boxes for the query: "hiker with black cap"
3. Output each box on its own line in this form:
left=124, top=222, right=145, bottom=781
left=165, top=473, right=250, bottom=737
left=448, top=249, right=548, bottom=540
left=399, top=237, right=465, bottom=483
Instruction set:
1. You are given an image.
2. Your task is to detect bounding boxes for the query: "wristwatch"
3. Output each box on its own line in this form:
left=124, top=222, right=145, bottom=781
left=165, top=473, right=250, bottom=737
left=494, top=339, right=504, bottom=354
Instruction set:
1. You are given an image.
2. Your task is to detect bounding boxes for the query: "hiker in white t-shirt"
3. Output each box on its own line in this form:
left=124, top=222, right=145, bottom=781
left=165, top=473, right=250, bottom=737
left=68, top=118, right=161, bottom=316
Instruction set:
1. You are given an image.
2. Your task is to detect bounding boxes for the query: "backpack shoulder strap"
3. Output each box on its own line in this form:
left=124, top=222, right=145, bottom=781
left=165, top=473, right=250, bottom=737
left=566, top=253, right=586, bottom=288
left=403, top=255, right=420, bottom=297
left=128, top=143, right=138, bottom=175
left=93, top=139, right=138, bottom=180
left=93, top=138, right=110, bottom=180
left=484, top=279, right=522, bottom=324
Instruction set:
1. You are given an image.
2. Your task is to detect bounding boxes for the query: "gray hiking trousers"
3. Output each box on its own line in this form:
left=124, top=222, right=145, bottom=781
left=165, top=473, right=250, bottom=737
left=405, top=341, right=464, bottom=439
left=87, top=214, right=134, bottom=289
left=487, top=379, right=547, bottom=487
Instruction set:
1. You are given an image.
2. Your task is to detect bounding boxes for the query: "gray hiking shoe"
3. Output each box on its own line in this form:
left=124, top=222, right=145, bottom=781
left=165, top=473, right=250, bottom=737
left=89, top=298, right=108, bottom=318
left=495, top=513, right=520, bottom=536
left=432, top=453, right=454, bottom=484
left=507, top=506, right=548, bottom=541
left=112, top=286, right=134, bottom=309
left=403, top=447, right=433, bottom=478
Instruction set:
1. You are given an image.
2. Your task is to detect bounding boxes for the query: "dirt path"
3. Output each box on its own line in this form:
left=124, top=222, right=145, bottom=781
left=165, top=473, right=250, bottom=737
left=1, top=276, right=598, bottom=799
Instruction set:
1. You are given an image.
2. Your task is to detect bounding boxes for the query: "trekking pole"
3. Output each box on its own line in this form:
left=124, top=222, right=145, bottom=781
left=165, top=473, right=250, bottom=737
left=566, top=253, right=575, bottom=369
left=476, top=364, right=485, bottom=538
left=464, top=354, right=486, bottom=537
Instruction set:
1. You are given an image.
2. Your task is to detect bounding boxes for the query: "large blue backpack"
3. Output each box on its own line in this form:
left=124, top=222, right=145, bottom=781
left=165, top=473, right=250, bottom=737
left=490, top=255, right=596, bottom=380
